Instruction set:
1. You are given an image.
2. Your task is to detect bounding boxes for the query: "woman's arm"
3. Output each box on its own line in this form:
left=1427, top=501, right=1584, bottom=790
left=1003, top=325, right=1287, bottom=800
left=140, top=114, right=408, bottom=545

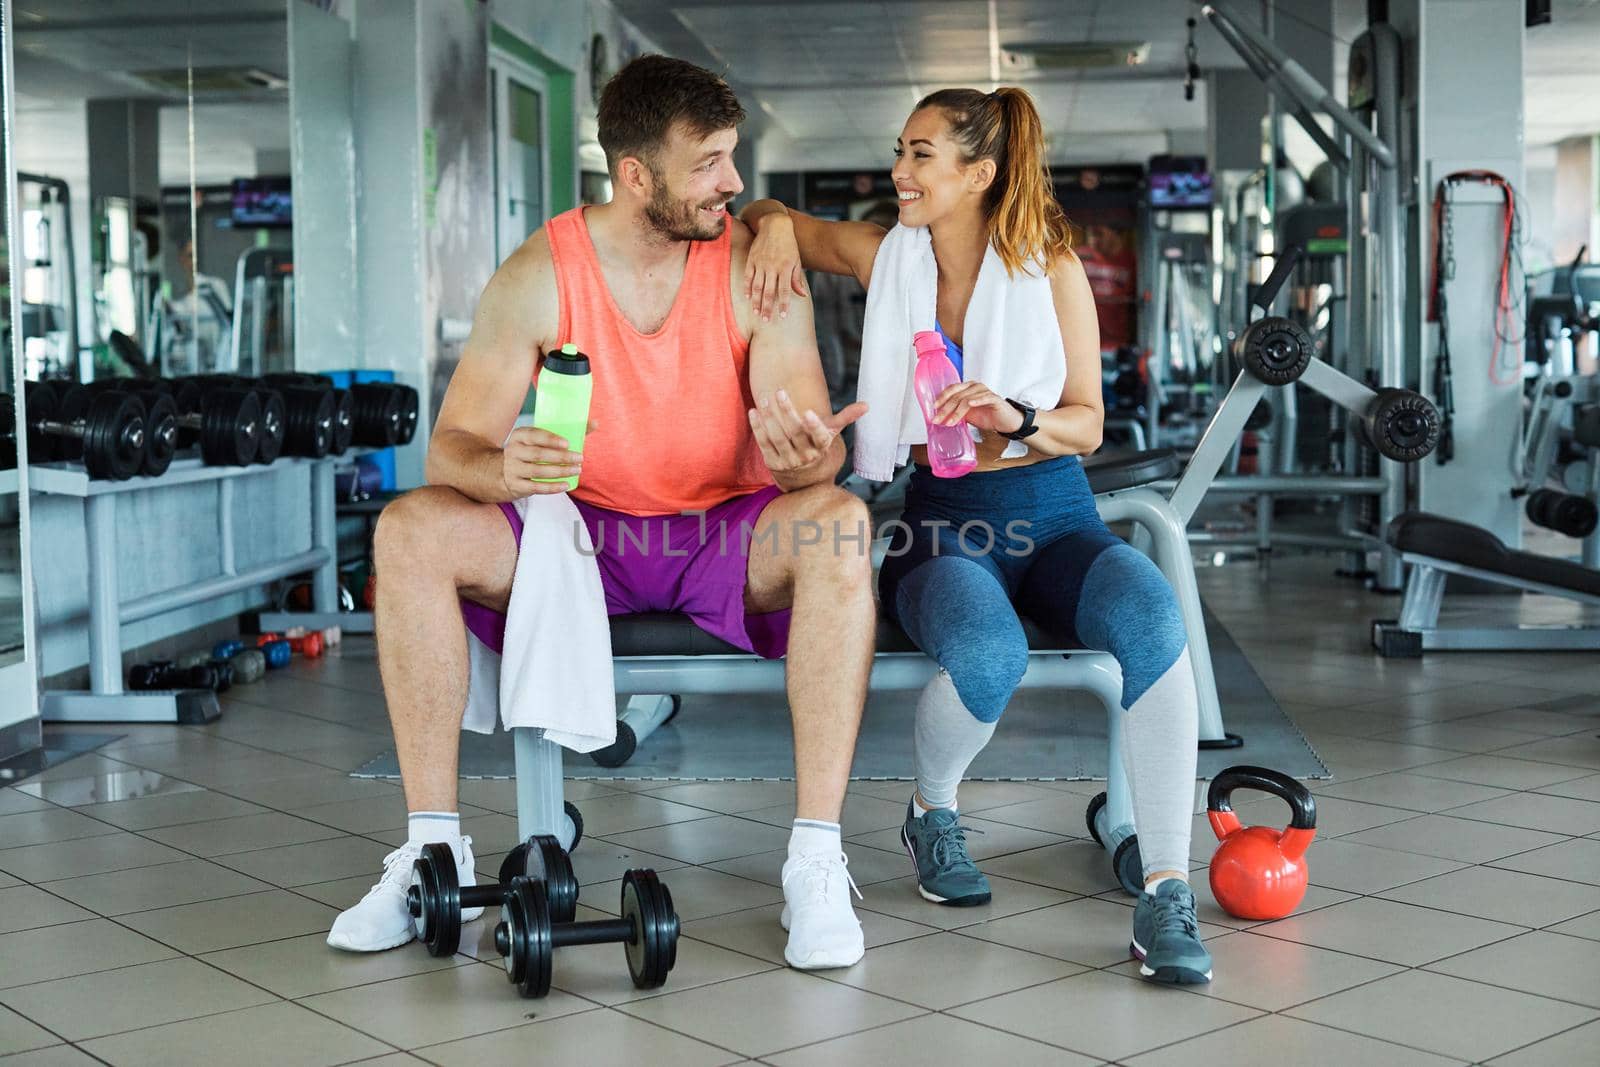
left=739, top=199, right=887, bottom=319
left=930, top=253, right=1104, bottom=458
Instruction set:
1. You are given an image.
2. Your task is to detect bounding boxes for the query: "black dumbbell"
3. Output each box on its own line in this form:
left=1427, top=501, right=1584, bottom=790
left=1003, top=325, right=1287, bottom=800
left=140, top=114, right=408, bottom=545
left=495, top=868, right=679, bottom=999
left=408, top=835, right=579, bottom=958
left=253, top=388, right=286, bottom=464
left=350, top=383, right=405, bottom=446
left=277, top=385, right=336, bottom=458
left=29, top=384, right=147, bottom=480
left=263, top=374, right=355, bottom=454
left=1526, top=488, right=1599, bottom=538
left=109, top=382, right=180, bottom=477
left=128, top=659, right=230, bottom=692
left=168, top=385, right=262, bottom=466
left=1354, top=387, right=1441, bottom=462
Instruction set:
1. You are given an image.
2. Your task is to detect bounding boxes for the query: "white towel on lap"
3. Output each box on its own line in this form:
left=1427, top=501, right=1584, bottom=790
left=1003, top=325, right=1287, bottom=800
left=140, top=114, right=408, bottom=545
left=852, top=224, right=1067, bottom=481
left=461, top=493, right=616, bottom=753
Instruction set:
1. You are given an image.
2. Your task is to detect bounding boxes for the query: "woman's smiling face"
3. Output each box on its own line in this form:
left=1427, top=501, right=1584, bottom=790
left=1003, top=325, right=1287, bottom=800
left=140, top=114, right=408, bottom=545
left=891, top=107, right=991, bottom=228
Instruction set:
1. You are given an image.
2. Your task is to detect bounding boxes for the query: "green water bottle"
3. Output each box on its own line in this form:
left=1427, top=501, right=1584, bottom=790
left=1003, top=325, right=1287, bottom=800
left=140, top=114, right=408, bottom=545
left=530, top=342, right=592, bottom=491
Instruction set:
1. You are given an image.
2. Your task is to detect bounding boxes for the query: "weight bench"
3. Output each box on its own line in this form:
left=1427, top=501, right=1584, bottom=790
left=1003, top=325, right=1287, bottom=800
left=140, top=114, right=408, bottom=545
left=511, top=448, right=1225, bottom=896
left=1373, top=511, right=1600, bottom=655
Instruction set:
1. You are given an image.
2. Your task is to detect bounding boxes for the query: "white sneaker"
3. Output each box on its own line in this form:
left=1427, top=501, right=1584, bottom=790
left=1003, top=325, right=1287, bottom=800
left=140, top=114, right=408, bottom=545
left=327, top=836, right=481, bottom=952
left=779, top=850, right=865, bottom=969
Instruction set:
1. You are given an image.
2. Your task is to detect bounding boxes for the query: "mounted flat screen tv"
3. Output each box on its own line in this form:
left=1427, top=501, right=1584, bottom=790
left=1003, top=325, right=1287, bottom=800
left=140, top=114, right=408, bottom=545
left=231, top=176, right=292, bottom=227
left=1148, top=156, right=1212, bottom=209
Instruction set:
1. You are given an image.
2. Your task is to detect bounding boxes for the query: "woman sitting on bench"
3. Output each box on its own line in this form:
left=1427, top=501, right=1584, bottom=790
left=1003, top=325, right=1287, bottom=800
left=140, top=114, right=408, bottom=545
left=742, top=86, right=1211, bottom=985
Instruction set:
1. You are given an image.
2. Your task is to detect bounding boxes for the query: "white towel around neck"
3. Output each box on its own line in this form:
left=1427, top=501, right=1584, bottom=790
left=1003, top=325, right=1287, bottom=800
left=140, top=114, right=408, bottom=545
left=851, top=223, right=1067, bottom=481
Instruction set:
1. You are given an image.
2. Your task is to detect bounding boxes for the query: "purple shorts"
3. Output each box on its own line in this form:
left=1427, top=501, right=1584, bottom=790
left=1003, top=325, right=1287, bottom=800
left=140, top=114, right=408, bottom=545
left=460, top=485, right=792, bottom=660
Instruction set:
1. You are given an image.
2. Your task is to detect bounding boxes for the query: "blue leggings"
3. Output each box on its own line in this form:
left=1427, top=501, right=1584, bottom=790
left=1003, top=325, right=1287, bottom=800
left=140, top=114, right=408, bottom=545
left=879, top=455, right=1188, bottom=722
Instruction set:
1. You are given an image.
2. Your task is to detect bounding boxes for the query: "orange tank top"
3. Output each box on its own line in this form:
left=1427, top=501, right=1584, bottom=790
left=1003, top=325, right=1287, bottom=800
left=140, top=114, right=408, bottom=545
left=540, top=207, right=774, bottom=517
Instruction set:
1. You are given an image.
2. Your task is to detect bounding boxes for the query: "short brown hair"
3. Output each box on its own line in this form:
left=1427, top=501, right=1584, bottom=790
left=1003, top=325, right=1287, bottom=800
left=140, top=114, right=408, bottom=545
left=597, top=54, right=745, bottom=176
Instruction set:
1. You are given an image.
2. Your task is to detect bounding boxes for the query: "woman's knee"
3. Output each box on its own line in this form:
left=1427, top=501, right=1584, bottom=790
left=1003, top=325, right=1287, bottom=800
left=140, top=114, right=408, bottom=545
left=1081, top=549, right=1189, bottom=704
left=942, top=636, right=1029, bottom=723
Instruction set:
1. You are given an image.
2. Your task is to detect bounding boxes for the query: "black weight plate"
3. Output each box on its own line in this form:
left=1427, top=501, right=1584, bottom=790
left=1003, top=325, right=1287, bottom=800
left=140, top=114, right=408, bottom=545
left=413, top=841, right=462, bottom=957
left=330, top=389, right=355, bottom=454
left=395, top=385, right=420, bottom=445
left=0, top=397, right=14, bottom=470
left=255, top=390, right=286, bottom=464
left=141, top=394, right=179, bottom=477
left=497, top=842, right=529, bottom=888
left=519, top=877, right=555, bottom=999
left=84, top=392, right=146, bottom=480
left=1084, top=791, right=1107, bottom=846
left=22, top=381, right=58, bottom=462
left=620, top=870, right=652, bottom=988
left=201, top=389, right=261, bottom=466
left=522, top=835, right=578, bottom=924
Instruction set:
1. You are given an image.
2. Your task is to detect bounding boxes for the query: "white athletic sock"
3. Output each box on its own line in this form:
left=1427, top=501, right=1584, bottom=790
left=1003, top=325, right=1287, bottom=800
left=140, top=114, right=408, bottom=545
left=1143, top=875, right=1184, bottom=894
left=1120, top=649, right=1199, bottom=882
left=913, top=670, right=994, bottom=812
left=788, top=819, right=842, bottom=857
left=407, top=811, right=464, bottom=862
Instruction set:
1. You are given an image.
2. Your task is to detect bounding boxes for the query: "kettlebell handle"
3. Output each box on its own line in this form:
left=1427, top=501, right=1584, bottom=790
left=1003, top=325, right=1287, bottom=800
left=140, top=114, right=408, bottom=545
left=1207, top=766, right=1316, bottom=831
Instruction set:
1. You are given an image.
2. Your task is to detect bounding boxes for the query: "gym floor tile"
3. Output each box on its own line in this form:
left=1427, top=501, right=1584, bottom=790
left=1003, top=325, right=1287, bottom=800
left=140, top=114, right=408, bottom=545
left=1458, top=707, right=1599, bottom=736
left=1494, top=733, right=1600, bottom=771
left=957, top=896, right=1165, bottom=969
left=681, top=902, right=936, bottom=965
left=822, top=929, right=1085, bottom=1010
left=199, top=930, right=471, bottom=999
left=544, top=931, right=778, bottom=1006
left=0, top=832, right=191, bottom=883
left=563, top=837, right=691, bottom=887
left=947, top=969, right=1261, bottom=1062
left=71, top=789, right=269, bottom=831
left=12, top=768, right=201, bottom=808
left=1285, top=795, right=1419, bottom=836
left=0, top=1045, right=101, bottom=1066
left=1181, top=877, right=1355, bottom=932
left=21, top=754, right=142, bottom=784
left=1409, top=753, right=1593, bottom=791
left=76, top=1000, right=393, bottom=1067
left=415, top=1009, right=743, bottom=1067
left=581, top=865, right=783, bottom=923
left=0, top=1005, right=62, bottom=1057
left=1445, top=789, right=1600, bottom=836
left=211, top=834, right=394, bottom=888
left=1312, top=771, right=1512, bottom=812
left=961, top=790, right=1106, bottom=833
left=139, top=810, right=348, bottom=857
left=41, top=858, right=273, bottom=916
left=977, top=840, right=1125, bottom=896
left=0, top=808, right=120, bottom=850
left=1491, top=837, right=1600, bottom=883
left=1299, top=838, right=1469, bottom=895
left=1377, top=865, right=1600, bottom=927
left=1376, top=720, right=1549, bottom=754
left=848, top=815, right=1066, bottom=862
left=1284, top=969, right=1599, bottom=1062
left=216, top=769, right=403, bottom=809
left=451, top=777, right=520, bottom=812
left=763, top=1012, right=1094, bottom=1067
left=602, top=814, right=794, bottom=865
left=118, top=888, right=339, bottom=954
left=1129, top=929, right=1401, bottom=1012
left=1425, top=930, right=1600, bottom=1008
left=0, top=789, right=52, bottom=815
left=361, top=811, right=524, bottom=854
left=285, top=794, right=457, bottom=836
left=1485, top=1019, right=1600, bottom=1066
left=1535, top=771, right=1600, bottom=802
left=855, top=874, right=1075, bottom=931
left=1341, top=813, right=1568, bottom=863
left=1251, top=896, right=1525, bottom=966
left=283, top=739, right=395, bottom=772
left=1546, top=907, right=1600, bottom=941
left=0, top=957, right=276, bottom=1042
left=0, top=885, right=97, bottom=935
left=165, top=752, right=332, bottom=789
left=741, top=794, right=910, bottom=835
left=1120, top=1014, right=1463, bottom=1067
left=1298, top=738, right=1458, bottom=775
left=0, top=919, right=179, bottom=990
left=298, top=961, right=596, bottom=1049
left=635, top=779, right=797, bottom=815
left=553, top=791, right=722, bottom=838
left=615, top=967, right=924, bottom=1059
left=709, top=843, right=910, bottom=889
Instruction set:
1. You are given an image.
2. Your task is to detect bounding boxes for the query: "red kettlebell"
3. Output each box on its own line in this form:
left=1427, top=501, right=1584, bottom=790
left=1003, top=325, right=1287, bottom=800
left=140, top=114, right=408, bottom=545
left=1206, top=766, right=1317, bottom=920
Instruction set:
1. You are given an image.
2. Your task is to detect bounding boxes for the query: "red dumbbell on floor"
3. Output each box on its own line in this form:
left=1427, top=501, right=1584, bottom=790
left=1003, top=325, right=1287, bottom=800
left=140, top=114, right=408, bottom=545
left=258, top=630, right=324, bottom=659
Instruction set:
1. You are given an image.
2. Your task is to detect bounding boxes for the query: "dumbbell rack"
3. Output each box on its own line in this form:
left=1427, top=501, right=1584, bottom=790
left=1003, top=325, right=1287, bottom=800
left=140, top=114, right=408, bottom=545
left=31, top=455, right=341, bottom=724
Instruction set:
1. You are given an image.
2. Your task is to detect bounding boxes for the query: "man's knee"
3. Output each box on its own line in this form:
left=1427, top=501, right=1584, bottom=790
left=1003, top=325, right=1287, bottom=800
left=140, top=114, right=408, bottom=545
left=788, top=485, right=873, bottom=572
left=373, top=485, right=501, bottom=581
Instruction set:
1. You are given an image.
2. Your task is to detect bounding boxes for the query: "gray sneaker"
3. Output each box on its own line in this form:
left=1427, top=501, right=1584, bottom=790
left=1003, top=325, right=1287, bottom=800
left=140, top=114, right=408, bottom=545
left=1131, top=879, right=1213, bottom=984
left=900, top=801, right=991, bottom=907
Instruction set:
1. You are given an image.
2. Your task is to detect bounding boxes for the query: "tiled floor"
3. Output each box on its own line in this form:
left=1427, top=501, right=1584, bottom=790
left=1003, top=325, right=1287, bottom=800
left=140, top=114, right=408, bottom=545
left=3, top=551, right=1600, bottom=1065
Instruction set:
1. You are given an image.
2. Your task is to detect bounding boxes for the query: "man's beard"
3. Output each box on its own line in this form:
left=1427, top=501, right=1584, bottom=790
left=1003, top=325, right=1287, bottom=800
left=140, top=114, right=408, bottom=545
left=644, top=177, right=726, bottom=242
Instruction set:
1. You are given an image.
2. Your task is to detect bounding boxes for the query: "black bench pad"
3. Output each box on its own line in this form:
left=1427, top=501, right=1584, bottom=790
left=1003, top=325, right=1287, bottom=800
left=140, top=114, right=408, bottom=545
left=609, top=610, right=1082, bottom=657
left=1386, top=511, right=1600, bottom=597
left=1082, top=448, right=1179, bottom=494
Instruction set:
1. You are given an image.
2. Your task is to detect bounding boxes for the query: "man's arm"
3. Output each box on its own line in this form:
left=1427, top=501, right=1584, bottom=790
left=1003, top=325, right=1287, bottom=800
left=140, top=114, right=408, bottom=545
left=427, top=233, right=581, bottom=501
left=732, top=222, right=866, bottom=490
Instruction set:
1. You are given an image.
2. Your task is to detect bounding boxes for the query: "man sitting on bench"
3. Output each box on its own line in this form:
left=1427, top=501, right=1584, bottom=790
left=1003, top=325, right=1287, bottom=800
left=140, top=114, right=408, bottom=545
left=327, top=55, right=876, bottom=971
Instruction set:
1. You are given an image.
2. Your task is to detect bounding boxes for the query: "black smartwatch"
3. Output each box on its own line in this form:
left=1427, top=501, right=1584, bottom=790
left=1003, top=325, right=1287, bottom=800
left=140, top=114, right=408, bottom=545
left=1000, top=398, right=1040, bottom=441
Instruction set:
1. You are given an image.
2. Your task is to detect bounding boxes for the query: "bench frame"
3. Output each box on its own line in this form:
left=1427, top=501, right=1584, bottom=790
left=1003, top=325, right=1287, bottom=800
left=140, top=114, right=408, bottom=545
left=511, top=482, right=1223, bottom=895
left=1374, top=550, right=1600, bottom=655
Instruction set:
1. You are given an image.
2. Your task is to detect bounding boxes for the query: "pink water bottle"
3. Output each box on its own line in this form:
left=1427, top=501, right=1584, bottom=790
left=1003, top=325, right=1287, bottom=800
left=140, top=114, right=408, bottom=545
left=912, top=330, right=977, bottom=478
